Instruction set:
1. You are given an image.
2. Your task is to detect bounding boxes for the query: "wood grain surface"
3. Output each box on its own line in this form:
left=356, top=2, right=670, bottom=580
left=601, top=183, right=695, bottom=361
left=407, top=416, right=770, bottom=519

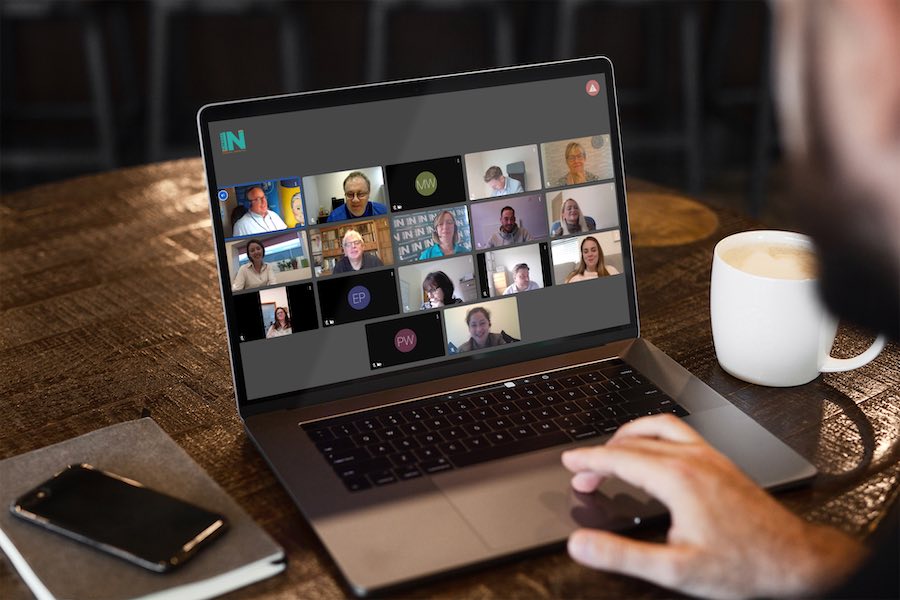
left=1, top=159, right=897, bottom=599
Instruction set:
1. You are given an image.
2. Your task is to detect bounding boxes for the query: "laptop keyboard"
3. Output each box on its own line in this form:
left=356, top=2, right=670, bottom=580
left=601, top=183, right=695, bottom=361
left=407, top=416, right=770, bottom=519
left=302, top=359, right=689, bottom=492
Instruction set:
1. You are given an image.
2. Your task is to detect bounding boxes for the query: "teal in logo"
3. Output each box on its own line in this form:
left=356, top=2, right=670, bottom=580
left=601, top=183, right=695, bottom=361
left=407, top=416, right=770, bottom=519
left=415, top=171, right=437, bottom=196
left=219, top=129, right=246, bottom=153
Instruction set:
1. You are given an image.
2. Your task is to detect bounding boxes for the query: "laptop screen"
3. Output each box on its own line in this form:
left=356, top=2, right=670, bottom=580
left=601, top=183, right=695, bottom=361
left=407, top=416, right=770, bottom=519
left=199, top=58, right=637, bottom=408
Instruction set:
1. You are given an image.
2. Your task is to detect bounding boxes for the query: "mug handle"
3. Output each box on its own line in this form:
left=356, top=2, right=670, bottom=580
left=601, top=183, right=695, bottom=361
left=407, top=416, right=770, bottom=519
left=821, top=335, right=887, bottom=372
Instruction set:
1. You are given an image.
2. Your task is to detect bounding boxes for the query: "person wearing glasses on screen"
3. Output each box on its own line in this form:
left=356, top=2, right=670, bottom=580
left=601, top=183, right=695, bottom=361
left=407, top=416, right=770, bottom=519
left=232, top=186, right=288, bottom=237
left=565, top=236, right=618, bottom=283
left=418, top=210, right=468, bottom=260
left=557, top=142, right=599, bottom=186
left=484, top=166, right=524, bottom=197
left=332, top=229, right=383, bottom=274
left=420, top=271, right=462, bottom=309
left=551, top=198, right=597, bottom=237
left=327, top=172, right=388, bottom=222
left=231, top=239, right=277, bottom=291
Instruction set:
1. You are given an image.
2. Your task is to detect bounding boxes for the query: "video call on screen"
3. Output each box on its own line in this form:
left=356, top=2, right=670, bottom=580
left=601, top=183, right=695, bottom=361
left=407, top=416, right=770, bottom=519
left=213, top=72, right=631, bottom=398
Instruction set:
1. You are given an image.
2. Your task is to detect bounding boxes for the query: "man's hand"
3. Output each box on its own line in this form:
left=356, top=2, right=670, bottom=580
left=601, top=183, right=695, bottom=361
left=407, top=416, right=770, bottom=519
left=562, top=414, right=866, bottom=599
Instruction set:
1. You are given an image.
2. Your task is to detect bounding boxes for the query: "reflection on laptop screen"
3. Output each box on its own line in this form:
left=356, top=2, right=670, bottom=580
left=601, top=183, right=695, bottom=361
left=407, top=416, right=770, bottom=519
left=206, top=70, right=634, bottom=403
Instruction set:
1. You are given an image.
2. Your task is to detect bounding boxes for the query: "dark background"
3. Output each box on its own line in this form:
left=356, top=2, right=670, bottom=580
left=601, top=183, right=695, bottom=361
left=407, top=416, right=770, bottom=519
left=0, top=0, right=782, bottom=219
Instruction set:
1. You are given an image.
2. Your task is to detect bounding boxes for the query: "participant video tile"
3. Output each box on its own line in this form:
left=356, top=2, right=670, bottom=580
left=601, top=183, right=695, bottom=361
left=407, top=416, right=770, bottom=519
left=550, top=230, right=623, bottom=285
left=221, top=178, right=302, bottom=240
left=391, top=205, right=472, bottom=264
left=317, top=269, right=399, bottom=327
left=540, top=134, right=614, bottom=188
left=385, top=156, right=466, bottom=212
left=463, top=144, right=541, bottom=201
left=476, top=243, right=551, bottom=298
left=444, top=297, right=522, bottom=355
left=366, top=312, right=445, bottom=369
left=286, top=282, right=319, bottom=333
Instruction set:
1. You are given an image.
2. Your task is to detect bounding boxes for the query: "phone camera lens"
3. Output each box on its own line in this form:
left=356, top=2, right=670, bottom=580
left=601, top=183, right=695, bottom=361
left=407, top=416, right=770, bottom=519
left=36, top=488, right=51, bottom=499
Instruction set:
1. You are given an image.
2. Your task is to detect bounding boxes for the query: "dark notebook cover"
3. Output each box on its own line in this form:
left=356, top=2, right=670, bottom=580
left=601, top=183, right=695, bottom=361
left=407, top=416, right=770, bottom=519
left=0, top=418, right=284, bottom=600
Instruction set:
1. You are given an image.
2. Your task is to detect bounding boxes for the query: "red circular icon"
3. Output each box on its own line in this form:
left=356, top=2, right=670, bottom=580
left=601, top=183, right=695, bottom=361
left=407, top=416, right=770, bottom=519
left=394, top=328, right=417, bottom=353
left=585, top=79, right=600, bottom=97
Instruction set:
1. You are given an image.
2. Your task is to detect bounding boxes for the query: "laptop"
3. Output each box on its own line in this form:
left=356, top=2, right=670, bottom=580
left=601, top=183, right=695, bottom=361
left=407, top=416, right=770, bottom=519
left=197, top=56, right=816, bottom=596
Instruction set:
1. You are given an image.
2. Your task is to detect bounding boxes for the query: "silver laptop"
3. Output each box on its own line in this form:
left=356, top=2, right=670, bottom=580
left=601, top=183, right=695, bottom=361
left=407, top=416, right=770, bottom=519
left=197, top=57, right=815, bottom=596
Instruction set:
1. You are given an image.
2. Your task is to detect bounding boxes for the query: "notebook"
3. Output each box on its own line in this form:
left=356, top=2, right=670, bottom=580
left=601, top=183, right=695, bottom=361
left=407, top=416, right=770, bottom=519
left=0, top=419, right=285, bottom=600
left=197, top=56, right=816, bottom=596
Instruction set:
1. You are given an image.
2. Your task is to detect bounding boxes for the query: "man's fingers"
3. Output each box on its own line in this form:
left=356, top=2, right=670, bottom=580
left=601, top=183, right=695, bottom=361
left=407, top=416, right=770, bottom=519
left=610, top=413, right=703, bottom=445
left=562, top=443, right=685, bottom=505
left=568, top=528, right=692, bottom=590
left=570, top=470, right=603, bottom=493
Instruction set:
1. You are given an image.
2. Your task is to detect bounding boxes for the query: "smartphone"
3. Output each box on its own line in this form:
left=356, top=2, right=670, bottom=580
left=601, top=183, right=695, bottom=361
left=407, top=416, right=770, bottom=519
left=10, top=464, right=228, bottom=572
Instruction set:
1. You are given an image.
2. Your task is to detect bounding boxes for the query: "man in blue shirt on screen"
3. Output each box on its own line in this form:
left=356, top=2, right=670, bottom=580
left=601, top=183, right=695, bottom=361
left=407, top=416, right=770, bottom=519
left=327, top=172, right=388, bottom=222
left=484, top=166, right=524, bottom=197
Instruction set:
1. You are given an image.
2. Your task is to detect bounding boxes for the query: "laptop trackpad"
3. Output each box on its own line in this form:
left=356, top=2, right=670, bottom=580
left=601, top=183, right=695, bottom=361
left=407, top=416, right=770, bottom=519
left=434, top=452, right=666, bottom=551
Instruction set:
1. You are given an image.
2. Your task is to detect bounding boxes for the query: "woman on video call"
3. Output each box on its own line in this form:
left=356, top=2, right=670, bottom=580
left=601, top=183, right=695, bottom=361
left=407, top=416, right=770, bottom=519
left=565, top=236, right=618, bottom=283
left=232, top=239, right=277, bottom=291
left=458, top=306, right=508, bottom=352
left=420, top=271, right=462, bottom=309
left=418, top=210, right=468, bottom=260
left=557, top=142, right=599, bottom=186
left=551, top=198, right=596, bottom=237
left=266, top=306, right=292, bottom=338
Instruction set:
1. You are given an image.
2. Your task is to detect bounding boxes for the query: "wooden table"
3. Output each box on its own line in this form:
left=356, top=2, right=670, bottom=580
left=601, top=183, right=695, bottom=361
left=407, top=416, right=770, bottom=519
left=1, top=159, right=897, bottom=599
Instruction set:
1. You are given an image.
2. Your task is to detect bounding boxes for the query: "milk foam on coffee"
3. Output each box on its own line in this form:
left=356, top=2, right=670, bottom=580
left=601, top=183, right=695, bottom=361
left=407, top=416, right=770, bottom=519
left=721, top=243, right=817, bottom=280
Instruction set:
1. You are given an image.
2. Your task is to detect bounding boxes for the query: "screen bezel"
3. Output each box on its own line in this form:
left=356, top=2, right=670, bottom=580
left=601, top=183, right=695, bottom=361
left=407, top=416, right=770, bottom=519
left=197, top=57, right=639, bottom=417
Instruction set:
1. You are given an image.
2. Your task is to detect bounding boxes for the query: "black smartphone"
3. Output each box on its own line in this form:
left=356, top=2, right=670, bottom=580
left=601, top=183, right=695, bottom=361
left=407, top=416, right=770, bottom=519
left=10, top=464, right=228, bottom=572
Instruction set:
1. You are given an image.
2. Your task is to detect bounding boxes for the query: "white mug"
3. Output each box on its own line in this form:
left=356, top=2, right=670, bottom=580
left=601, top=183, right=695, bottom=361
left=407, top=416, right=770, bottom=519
left=710, top=230, right=886, bottom=387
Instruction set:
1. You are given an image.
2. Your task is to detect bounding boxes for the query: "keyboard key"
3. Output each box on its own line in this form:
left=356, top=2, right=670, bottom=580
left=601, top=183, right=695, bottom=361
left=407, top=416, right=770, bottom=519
left=316, top=437, right=355, bottom=454
left=332, top=423, right=358, bottom=438
left=579, top=370, right=605, bottom=383
left=396, top=466, right=422, bottom=480
left=569, top=424, right=601, bottom=440
left=367, top=442, right=394, bottom=456
left=334, top=457, right=391, bottom=479
left=558, top=402, right=581, bottom=415
left=495, top=402, right=518, bottom=415
left=451, top=399, right=472, bottom=412
left=539, top=393, right=564, bottom=405
left=401, top=408, right=429, bottom=421
left=369, top=470, right=397, bottom=486
left=395, top=437, right=419, bottom=451
left=447, top=412, right=474, bottom=425
left=620, top=385, right=665, bottom=403
left=452, top=430, right=572, bottom=468
left=466, top=435, right=489, bottom=449
left=537, top=381, right=561, bottom=392
left=343, top=477, right=371, bottom=492
left=379, top=414, right=405, bottom=427
left=488, top=431, right=512, bottom=445
left=520, top=384, right=540, bottom=396
left=327, top=447, right=372, bottom=466
left=443, top=427, right=465, bottom=439
left=389, top=452, right=415, bottom=467
left=472, top=406, right=497, bottom=419
left=511, top=411, right=537, bottom=425
left=354, top=418, right=379, bottom=431
left=400, top=422, right=426, bottom=436
left=414, top=447, right=440, bottom=461
left=561, top=388, right=586, bottom=400
left=439, top=440, right=468, bottom=455
left=464, top=422, right=491, bottom=436
left=532, top=406, right=559, bottom=420
left=353, top=432, right=379, bottom=446
left=558, top=375, right=584, bottom=388
left=416, top=432, right=443, bottom=446
left=510, top=425, right=538, bottom=439
left=306, top=427, right=334, bottom=443
left=422, top=457, right=453, bottom=474
left=496, top=389, right=519, bottom=402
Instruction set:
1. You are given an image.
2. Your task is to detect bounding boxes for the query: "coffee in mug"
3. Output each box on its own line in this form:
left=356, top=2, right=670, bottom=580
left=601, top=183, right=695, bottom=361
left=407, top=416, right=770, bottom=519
left=710, top=230, right=885, bottom=387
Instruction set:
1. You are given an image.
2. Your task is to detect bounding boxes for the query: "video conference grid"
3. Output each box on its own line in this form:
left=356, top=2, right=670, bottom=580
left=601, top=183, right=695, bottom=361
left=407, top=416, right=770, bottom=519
left=218, top=133, right=621, bottom=370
